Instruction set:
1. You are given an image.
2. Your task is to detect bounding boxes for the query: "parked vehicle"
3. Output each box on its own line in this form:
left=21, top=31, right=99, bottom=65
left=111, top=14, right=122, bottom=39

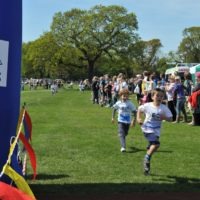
left=165, top=63, right=200, bottom=81
left=190, top=64, right=200, bottom=85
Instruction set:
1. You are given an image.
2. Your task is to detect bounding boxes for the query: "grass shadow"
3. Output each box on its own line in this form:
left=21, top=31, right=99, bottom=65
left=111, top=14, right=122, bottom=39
left=127, top=146, right=146, bottom=153
left=30, top=176, right=200, bottom=200
left=27, top=174, right=70, bottom=181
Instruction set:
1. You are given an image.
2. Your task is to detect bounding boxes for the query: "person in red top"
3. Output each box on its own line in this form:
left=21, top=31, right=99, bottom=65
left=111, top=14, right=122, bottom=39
left=188, top=73, right=200, bottom=125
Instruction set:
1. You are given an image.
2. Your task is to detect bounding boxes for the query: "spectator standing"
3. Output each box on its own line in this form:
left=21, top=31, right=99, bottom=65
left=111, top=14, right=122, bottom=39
left=91, top=76, right=100, bottom=104
left=99, top=76, right=107, bottom=106
left=183, top=72, right=193, bottom=96
left=104, top=80, right=113, bottom=107
left=118, top=74, right=128, bottom=92
left=165, top=76, right=176, bottom=121
left=188, top=73, right=200, bottom=125
left=135, top=74, right=143, bottom=104
left=192, top=73, right=200, bottom=93
left=79, top=80, right=85, bottom=92
left=112, top=76, right=119, bottom=105
left=173, top=76, right=188, bottom=123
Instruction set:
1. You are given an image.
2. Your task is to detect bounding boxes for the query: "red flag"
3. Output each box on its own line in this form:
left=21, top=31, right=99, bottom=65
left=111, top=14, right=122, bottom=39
left=23, top=110, right=32, bottom=140
left=19, top=133, right=37, bottom=180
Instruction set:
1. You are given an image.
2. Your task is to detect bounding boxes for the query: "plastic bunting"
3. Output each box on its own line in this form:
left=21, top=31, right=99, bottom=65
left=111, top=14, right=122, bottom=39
left=23, top=110, right=32, bottom=141
left=0, top=106, right=36, bottom=199
left=19, top=132, right=37, bottom=179
left=3, top=165, right=35, bottom=199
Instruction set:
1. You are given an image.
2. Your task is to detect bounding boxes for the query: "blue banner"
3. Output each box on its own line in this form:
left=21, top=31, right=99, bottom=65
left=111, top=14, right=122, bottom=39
left=0, top=0, right=22, bottom=177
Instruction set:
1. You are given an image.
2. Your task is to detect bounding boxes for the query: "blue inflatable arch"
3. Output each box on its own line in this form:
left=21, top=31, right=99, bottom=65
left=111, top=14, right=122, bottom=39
left=0, top=0, right=22, bottom=179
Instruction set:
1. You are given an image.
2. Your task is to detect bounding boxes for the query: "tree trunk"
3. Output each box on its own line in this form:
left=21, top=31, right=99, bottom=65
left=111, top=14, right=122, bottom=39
left=88, top=60, right=94, bottom=82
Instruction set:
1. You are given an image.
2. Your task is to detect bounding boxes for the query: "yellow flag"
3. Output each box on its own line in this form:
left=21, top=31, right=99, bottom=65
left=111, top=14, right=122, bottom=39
left=4, top=165, right=36, bottom=199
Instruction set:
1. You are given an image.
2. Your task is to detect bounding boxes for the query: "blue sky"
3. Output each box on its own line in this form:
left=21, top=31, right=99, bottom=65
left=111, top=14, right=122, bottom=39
left=23, top=0, right=200, bottom=54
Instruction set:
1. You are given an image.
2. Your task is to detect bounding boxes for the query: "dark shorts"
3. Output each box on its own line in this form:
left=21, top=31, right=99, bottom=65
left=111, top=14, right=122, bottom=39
left=143, top=132, right=160, bottom=145
left=118, top=122, right=130, bottom=137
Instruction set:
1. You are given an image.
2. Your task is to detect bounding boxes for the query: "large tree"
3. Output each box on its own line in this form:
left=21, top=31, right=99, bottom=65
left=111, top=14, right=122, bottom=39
left=128, top=39, right=162, bottom=73
left=51, top=5, right=138, bottom=81
left=178, top=26, right=200, bottom=63
left=22, top=32, right=60, bottom=78
left=22, top=42, right=35, bottom=78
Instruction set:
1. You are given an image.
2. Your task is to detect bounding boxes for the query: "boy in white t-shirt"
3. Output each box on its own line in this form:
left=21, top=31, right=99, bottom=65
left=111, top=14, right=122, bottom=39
left=112, top=89, right=137, bottom=152
left=137, top=88, right=172, bottom=175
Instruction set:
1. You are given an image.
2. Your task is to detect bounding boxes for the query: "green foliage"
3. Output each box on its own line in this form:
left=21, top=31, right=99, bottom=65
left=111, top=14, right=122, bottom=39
left=178, top=26, right=200, bottom=62
left=22, top=32, right=60, bottom=78
left=22, top=5, right=200, bottom=80
left=51, top=5, right=138, bottom=80
left=128, top=39, right=162, bottom=73
left=21, top=89, right=200, bottom=197
left=156, top=57, right=168, bottom=73
left=22, top=5, right=166, bottom=80
left=22, top=42, right=35, bottom=78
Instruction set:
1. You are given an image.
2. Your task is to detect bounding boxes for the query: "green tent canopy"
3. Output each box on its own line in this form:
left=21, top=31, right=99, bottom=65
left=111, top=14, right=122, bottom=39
left=190, top=64, right=200, bottom=85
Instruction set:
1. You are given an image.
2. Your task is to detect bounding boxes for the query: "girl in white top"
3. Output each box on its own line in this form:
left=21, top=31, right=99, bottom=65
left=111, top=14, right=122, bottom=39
left=137, top=88, right=172, bottom=175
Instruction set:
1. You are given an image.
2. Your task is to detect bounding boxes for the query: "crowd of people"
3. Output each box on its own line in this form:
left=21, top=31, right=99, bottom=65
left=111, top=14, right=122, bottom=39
left=88, top=71, right=200, bottom=125
left=87, top=70, right=200, bottom=175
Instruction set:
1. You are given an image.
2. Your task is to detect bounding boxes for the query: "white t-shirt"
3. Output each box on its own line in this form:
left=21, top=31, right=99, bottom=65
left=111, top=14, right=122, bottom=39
left=166, top=83, right=176, bottom=101
left=138, top=102, right=172, bottom=136
left=113, top=100, right=136, bottom=124
left=51, top=84, right=57, bottom=91
left=119, top=81, right=128, bottom=91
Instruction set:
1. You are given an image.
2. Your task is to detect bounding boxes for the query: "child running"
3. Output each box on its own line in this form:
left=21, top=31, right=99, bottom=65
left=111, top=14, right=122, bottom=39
left=112, top=89, right=137, bottom=152
left=137, top=88, right=172, bottom=175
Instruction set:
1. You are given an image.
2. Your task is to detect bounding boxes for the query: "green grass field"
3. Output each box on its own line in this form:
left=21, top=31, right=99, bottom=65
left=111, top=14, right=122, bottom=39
left=21, top=87, right=200, bottom=196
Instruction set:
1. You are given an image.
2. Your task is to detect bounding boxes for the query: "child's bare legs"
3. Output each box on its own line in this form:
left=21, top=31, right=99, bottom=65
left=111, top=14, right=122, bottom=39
left=143, top=134, right=160, bottom=175
left=144, top=144, right=159, bottom=174
left=147, top=144, right=159, bottom=156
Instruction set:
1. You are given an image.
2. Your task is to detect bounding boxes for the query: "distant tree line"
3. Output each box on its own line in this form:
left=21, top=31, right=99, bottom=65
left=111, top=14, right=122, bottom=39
left=22, top=5, right=200, bottom=81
